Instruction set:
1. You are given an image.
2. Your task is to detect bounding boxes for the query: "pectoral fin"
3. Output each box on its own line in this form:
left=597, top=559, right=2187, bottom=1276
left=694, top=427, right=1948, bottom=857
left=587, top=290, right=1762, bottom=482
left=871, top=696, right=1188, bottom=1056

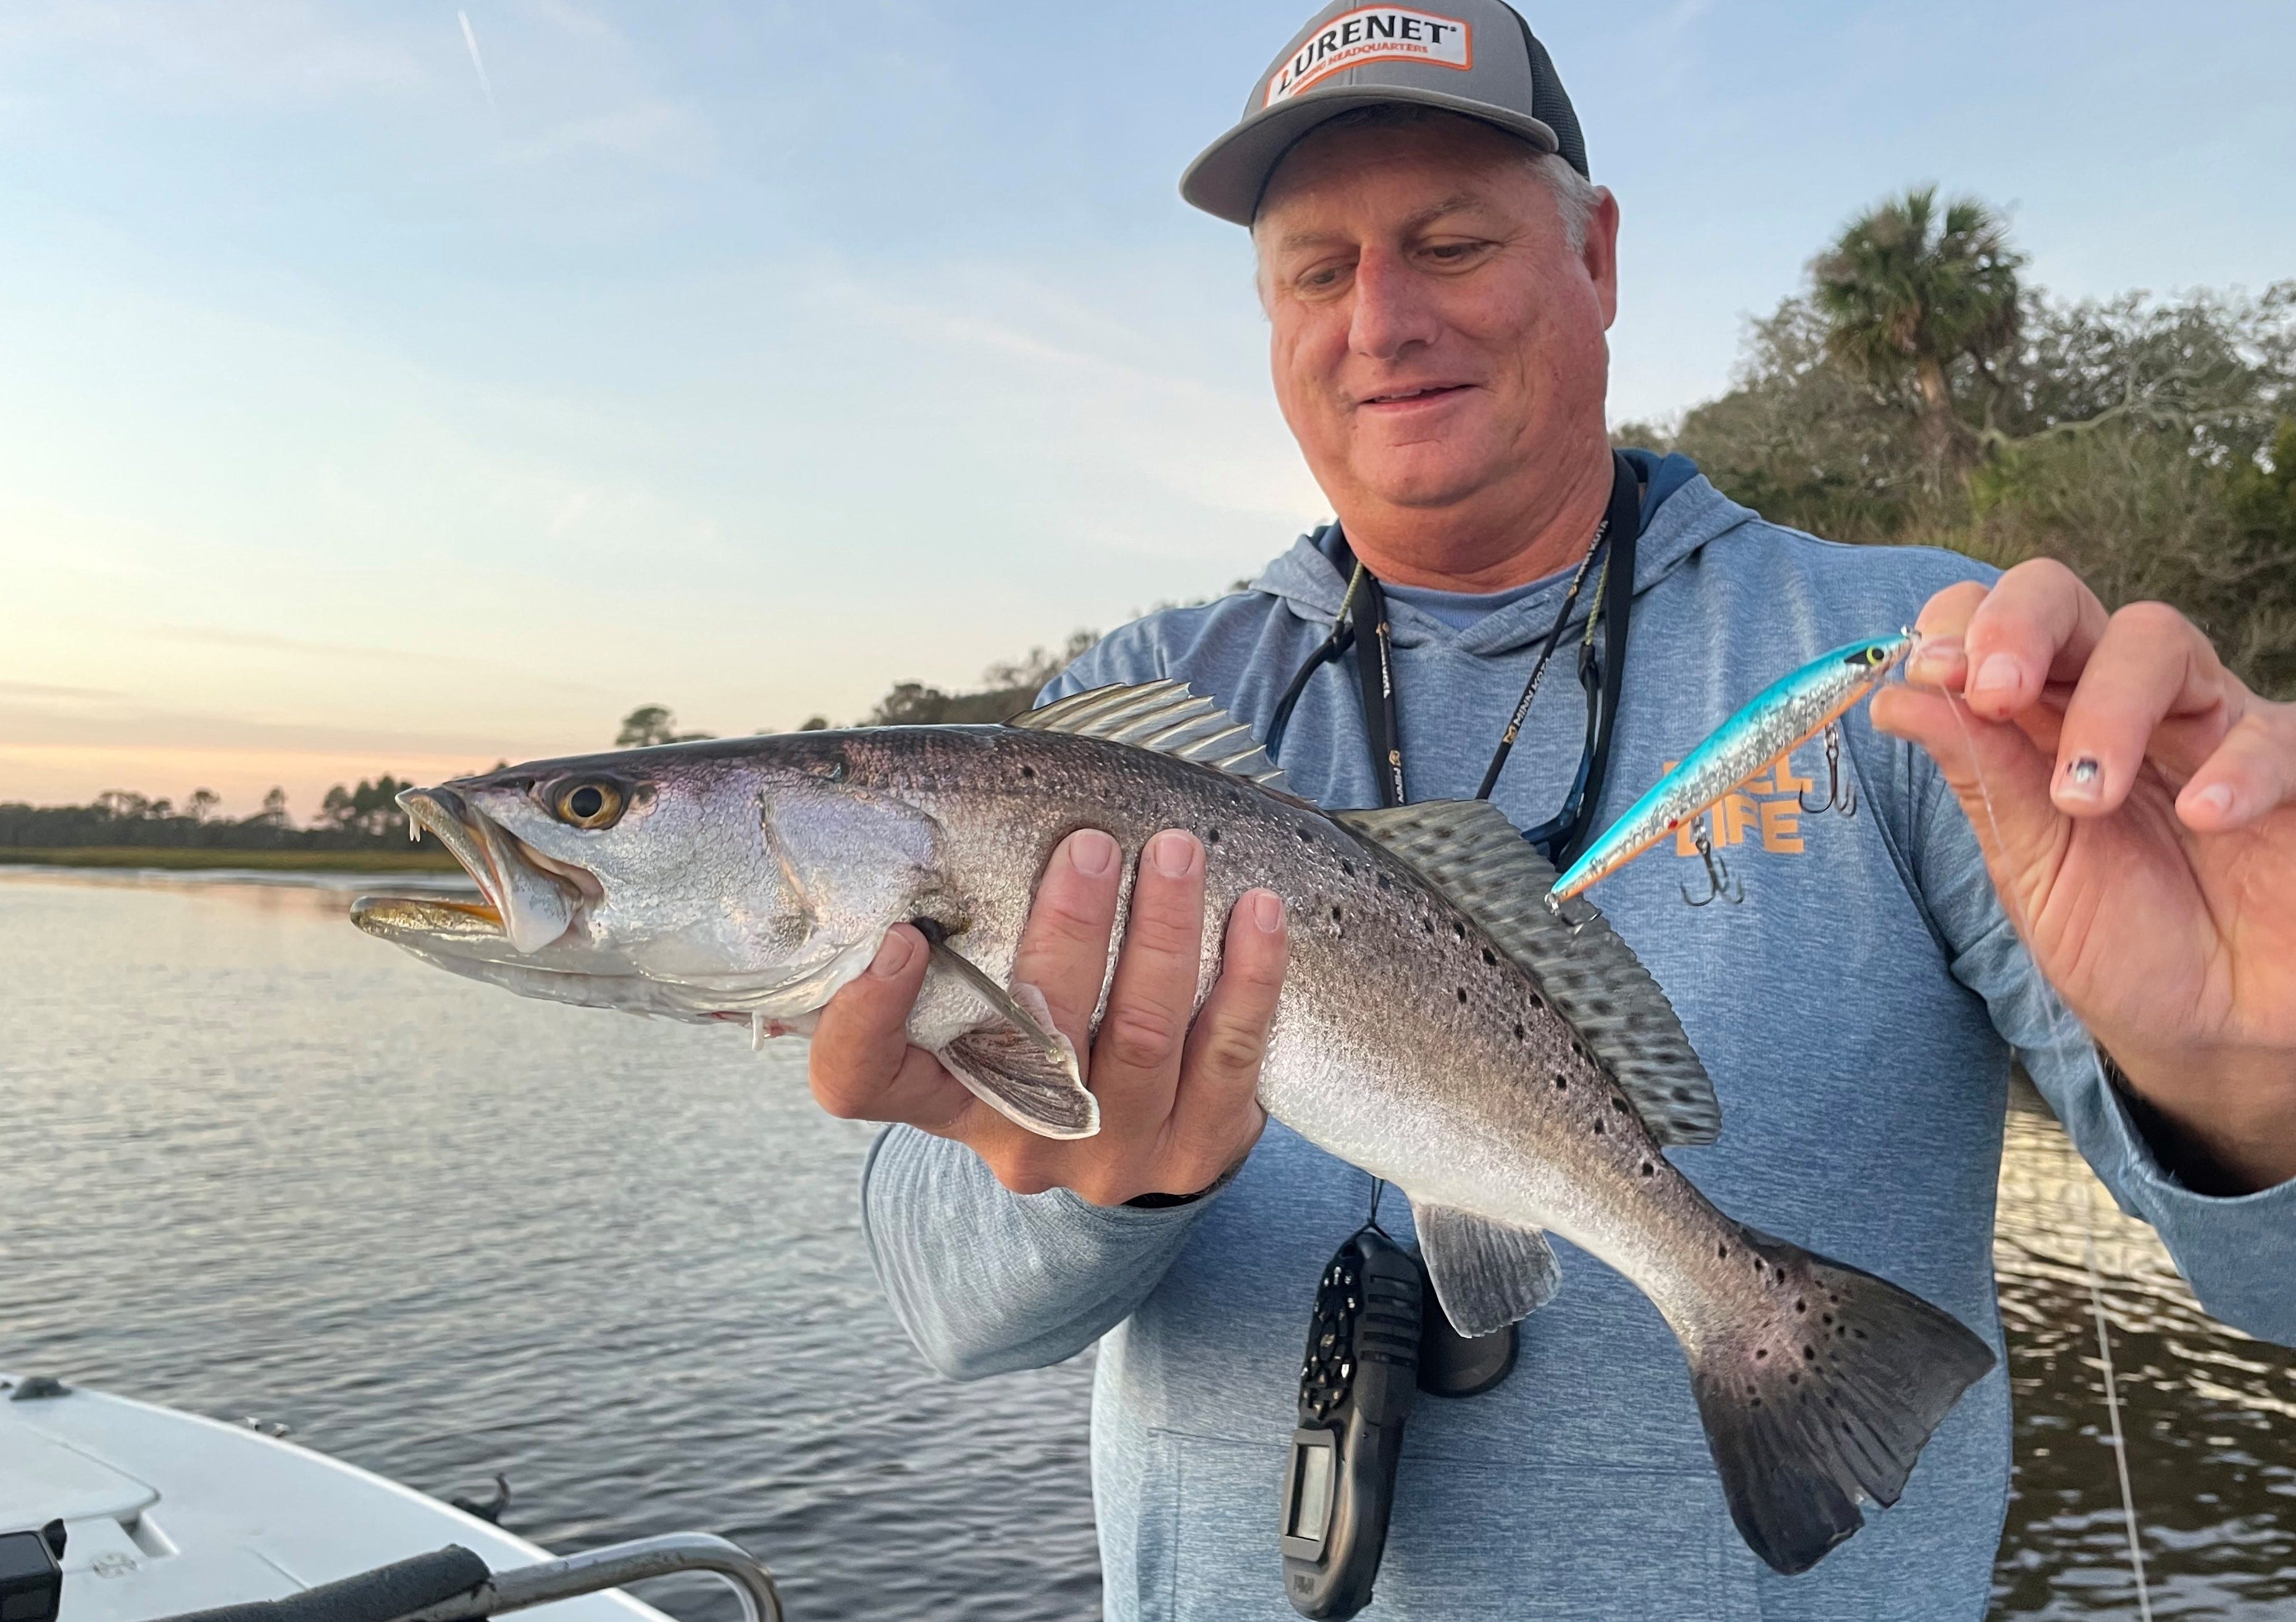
left=927, top=941, right=1098, bottom=1141
left=1409, top=1198, right=1563, bottom=1337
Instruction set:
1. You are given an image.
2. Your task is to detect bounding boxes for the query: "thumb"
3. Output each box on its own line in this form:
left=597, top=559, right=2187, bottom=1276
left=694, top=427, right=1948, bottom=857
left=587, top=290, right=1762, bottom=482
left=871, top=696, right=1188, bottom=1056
left=1871, top=684, right=2066, bottom=929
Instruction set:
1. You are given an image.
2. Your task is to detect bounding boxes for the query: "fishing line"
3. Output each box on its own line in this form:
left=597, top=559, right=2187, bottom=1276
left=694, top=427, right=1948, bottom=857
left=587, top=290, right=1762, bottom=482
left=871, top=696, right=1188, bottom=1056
left=1940, top=685, right=2155, bottom=1622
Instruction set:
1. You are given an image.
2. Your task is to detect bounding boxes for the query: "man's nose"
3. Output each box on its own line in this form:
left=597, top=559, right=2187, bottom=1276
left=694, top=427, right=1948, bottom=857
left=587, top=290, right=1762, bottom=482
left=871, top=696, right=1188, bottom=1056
left=1347, top=248, right=1442, bottom=361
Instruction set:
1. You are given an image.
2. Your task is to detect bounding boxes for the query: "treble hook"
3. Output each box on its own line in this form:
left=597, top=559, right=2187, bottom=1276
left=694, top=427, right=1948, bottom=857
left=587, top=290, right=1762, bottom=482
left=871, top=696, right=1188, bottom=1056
left=1680, top=814, right=1744, bottom=908
left=1799, top=722, right=1859, bottom=818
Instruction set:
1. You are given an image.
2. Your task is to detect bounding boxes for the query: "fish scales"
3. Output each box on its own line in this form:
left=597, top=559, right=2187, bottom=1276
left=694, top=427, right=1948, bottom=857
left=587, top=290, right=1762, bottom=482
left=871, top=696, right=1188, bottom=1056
left=351, top=683, right=1995, bottom=1576
left=845, top=724, right=1713, bottom=1303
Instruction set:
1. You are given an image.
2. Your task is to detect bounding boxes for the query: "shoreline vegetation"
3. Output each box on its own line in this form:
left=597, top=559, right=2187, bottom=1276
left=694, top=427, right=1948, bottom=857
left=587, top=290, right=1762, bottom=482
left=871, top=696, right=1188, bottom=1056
left=0, top=847, right=466, bottom=872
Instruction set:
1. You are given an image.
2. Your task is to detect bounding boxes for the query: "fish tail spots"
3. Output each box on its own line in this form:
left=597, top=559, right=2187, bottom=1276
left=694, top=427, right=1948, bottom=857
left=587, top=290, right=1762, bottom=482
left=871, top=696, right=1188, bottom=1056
left=1683, top=1226, right=1995, bottom=1576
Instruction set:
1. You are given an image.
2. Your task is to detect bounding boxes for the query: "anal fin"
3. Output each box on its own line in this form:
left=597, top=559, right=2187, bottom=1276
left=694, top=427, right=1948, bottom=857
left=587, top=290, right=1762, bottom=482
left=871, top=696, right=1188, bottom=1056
left=927, top=940, right=1098, bottom=1141
left=1409, top=1197, right=1563, bottom=1337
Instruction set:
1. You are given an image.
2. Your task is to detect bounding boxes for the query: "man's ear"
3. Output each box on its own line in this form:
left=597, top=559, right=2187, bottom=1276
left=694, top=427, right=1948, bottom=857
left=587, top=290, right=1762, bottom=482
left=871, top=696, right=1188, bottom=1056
left=1585, top=187, right=1621, bottom=329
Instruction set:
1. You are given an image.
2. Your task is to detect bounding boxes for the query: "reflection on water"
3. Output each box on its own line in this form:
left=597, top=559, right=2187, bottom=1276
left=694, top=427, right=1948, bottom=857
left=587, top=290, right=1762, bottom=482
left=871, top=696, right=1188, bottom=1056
left=0, top=872, right=2288, bottom=1619
left=1992, top=1090, right=2296, bottom=1617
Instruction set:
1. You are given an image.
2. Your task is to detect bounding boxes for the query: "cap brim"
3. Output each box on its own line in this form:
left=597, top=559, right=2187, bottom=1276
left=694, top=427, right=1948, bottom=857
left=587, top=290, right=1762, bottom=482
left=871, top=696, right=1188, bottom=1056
left=1180, top=88, right=1559, bottom=227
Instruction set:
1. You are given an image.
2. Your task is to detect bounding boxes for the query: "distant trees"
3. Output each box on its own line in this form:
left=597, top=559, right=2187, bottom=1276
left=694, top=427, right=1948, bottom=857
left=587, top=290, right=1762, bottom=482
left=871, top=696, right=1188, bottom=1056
left=866, top=630, right=1098, bottom=725
left=1619, top=186, right=2296, bottom=698
left=317, top=776, right=415, bottom=840
left=1811, top=186, right=2024, bottom=480
left=616, top=705, right=714, bottom=747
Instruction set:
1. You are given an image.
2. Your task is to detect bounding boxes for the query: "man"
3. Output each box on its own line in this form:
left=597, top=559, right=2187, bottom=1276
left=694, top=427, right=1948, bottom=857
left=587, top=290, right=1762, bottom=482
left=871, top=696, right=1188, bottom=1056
left=811, top=4, right=2296, bottom=1616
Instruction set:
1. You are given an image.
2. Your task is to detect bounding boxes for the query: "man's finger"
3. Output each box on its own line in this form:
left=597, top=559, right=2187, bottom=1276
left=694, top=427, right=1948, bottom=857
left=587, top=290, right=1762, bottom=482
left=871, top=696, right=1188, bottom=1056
left=2178, top=701, right=2296, bottom=834
left=1959, top=559, right=2110, bottom=723
left=1166, top=888, right=1287, bottom=1181
left=1010, top=829, right=1124, bottom=1044
left=808, top=925, right=974, bottom=1132
left=1091, top=829, right=1208, bottom=1116
left=2052, top=601, right=2231, bottom=814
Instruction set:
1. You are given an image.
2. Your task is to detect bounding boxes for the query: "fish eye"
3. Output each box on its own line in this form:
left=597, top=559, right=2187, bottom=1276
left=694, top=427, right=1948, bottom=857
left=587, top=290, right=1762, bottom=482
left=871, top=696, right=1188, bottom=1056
left=551, top=779, right=626, bottom=830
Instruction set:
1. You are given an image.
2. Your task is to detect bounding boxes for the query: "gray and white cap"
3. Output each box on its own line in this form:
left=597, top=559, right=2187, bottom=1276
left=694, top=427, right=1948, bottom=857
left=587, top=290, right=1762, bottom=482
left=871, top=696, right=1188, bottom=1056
left=1180, top=0, right=1588, bottom=227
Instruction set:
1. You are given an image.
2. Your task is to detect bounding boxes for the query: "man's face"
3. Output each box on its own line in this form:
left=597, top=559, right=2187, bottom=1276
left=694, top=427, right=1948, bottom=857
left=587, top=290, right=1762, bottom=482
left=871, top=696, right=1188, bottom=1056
left=1255, top=114, right=1619, bottom=520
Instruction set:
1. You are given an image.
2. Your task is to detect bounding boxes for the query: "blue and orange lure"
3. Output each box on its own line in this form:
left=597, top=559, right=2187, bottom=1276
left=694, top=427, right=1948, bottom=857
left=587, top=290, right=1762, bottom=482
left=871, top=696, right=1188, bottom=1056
left=1548, top=632, right=1915, bottom=906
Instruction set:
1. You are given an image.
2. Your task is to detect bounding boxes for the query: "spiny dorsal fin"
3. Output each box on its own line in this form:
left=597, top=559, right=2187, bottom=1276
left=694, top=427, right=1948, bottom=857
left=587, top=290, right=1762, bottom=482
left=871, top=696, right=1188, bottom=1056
left=1014, top=680, right=1292, bottom=793
left=1335, top=800, right=1720, bottom=1147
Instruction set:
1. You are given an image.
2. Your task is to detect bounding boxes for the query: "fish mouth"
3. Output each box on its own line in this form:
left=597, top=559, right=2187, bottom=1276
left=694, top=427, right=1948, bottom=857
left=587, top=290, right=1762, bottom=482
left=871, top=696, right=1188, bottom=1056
left=353, top=787, right=584, bottom=956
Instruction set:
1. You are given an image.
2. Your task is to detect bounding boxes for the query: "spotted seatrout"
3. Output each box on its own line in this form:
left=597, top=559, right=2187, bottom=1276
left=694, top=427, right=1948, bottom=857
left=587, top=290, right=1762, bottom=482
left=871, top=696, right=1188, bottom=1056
left=1550, top=633, right=1914, bottom=905
left=353, top=680, right=1989, bottom=1574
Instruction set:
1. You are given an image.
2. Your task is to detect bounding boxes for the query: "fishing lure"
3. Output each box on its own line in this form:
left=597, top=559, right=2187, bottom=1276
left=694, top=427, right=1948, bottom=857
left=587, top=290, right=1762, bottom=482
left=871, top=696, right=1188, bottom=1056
left=1547, top=632, right=1914, bottom=906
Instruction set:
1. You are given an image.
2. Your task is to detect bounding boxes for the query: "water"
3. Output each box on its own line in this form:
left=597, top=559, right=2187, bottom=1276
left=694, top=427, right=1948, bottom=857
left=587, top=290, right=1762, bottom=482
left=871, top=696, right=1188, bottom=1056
left=0, top=872, right=2289, bottom=1619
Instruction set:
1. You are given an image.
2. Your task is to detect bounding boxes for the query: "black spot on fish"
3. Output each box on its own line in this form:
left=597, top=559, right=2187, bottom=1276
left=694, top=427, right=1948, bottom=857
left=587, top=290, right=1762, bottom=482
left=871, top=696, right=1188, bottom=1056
left=1513, top=1022, right=1525, bottom=1040
left=1455, top=987, right=1468, bottom=1004
left=1376, top=874, right=1392, bottom=892
left=1019, top=765, right=1035, bottom=780
left=1340, top=860, right=1354, bottom=877
left=1640, top=1161, right=1654, bottom=1176
left=1453, top=922, right=1466, bottom=940
left=1204, top=828, right=1219, bottom=845
left=1787, top=1373, right=1799, bottom=1386
left=1422, top=919, right=1434, bottom=935
left=1672, top=1088, right=1693, bottom=1102
left=1530, top=992, right=1543, bottom=1010
left=1592, top=1119, right=1605, bottom=1136
left=1611, top=1097, right=1629, bottom=1114
left=1750, top=1397, right=1763, bottom=1409
left=1481, top=947, right=1497, bottom=966
left=1332, top=905, right=1343, bottom=924
left=1297, top=827, right=1313, bottom=842
left=1804, top=1346, right=1817, bottom=1361
left=1554, top=1074, right=1568, bottom=1091
left=1717, top=1244, right=1728, bottom=1260
left=1795, top=1299, right=1805, bottom=1313
left=1755, top=1348, right=1767, bottom=1360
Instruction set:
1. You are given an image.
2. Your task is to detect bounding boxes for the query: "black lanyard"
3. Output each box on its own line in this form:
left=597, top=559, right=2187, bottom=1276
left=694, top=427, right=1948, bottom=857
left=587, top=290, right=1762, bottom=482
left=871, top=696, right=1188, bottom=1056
left=1266, top=451, right=1642, bottom=866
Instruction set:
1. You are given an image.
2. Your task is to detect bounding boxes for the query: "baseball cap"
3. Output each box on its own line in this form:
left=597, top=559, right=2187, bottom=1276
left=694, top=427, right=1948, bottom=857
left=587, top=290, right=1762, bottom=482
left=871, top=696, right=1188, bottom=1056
left=1180, top=1, right=1588, bottom=227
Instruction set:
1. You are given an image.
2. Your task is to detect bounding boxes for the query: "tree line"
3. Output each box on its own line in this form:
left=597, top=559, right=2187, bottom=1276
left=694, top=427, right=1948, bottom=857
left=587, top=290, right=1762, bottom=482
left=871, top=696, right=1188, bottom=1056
left=1618, top=185, right=2295, bottom=698
left=0, top=777, right=428, bottom=851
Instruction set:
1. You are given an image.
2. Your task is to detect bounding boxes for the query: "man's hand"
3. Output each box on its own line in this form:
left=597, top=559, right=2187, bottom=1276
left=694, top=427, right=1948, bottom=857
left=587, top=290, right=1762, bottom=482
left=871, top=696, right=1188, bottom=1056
left=807, top=827, right=1288, bottom=1206
left=1872, top=559, right=2296, bottom=1192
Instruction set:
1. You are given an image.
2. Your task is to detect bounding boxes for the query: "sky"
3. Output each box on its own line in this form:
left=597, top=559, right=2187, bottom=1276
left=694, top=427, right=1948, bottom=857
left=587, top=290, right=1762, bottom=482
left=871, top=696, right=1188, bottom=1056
left=2, top=0, right=2292, bottom=817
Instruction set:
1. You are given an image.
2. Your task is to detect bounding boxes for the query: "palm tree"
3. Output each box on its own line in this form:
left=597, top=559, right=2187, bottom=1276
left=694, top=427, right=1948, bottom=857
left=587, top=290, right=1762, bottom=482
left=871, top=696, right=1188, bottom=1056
left=1810, top=186, right=2024, bottom=480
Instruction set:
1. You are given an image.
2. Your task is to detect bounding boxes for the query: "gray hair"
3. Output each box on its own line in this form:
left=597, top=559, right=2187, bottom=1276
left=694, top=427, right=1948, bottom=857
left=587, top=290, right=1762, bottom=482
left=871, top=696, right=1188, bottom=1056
left=1251, top=104, right=1601, bottom=255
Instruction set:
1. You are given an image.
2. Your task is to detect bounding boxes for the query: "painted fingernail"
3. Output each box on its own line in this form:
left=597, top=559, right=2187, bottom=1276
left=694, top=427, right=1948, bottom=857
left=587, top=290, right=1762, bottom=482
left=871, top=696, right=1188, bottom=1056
left=1148, top=829, right=1200, bottom=880
left=869, top=927, right=917, bottom=979
left=1249, top=890, right=1285, bottom=933
left=1972, top=653, right=2023, bottom=698
left=2058, top=756, right=2103, bottom=805
left=2190, top=781, right=2237, bottom=819
left=1067, top=829, right=1117, bottom=878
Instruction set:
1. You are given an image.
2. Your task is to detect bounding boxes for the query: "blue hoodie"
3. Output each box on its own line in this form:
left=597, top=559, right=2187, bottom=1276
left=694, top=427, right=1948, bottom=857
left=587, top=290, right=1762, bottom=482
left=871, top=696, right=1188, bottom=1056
left=861, top=459, right=2296, bottom=1621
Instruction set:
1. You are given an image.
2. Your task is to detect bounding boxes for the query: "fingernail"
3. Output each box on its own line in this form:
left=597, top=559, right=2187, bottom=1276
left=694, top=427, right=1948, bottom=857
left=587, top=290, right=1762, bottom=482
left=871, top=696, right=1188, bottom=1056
left=1067, top=829, right=1117, bottom=878
left=1972, top=653, right=2023, bottom=698
left=2190, top=781, right=2237, bottom=819
left=1250, top=890, right=1285, bottom=934
left=2058, top=756, right=2103, bottom=805
left=1148, top=829, right=1200, bottom=879
left=869, top=927, right=916, bottom=979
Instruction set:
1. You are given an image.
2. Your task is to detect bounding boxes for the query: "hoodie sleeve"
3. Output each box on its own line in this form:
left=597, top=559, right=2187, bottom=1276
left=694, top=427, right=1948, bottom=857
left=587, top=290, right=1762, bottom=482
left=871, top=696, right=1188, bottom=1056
left=860, top=1125, right=1223, bottom=1377
left=1913, top=767, right=2296, bottom=1346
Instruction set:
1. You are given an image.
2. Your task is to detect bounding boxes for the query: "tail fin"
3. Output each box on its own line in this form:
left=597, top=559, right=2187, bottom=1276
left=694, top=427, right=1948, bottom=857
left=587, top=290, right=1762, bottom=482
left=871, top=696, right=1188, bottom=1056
left=1687, top=1226, right=1995, bottom=1575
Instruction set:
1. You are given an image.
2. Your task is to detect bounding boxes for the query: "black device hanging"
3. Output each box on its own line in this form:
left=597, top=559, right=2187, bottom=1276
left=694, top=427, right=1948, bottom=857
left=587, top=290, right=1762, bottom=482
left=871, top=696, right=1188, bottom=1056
left=1280, top=1221, right=1422, bottom=1620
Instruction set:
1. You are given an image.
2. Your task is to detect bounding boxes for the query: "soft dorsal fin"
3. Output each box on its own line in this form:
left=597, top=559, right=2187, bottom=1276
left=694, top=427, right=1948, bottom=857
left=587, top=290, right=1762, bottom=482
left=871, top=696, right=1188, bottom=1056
left=1013, top=680, right=1292, bottom=794
left=1335, top=801, right=1721, bottom=1147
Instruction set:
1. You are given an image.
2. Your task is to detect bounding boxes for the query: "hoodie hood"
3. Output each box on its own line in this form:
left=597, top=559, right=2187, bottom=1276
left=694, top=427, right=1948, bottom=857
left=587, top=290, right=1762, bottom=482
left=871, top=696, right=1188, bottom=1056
left=1247, top=452, right=1755, bottom=656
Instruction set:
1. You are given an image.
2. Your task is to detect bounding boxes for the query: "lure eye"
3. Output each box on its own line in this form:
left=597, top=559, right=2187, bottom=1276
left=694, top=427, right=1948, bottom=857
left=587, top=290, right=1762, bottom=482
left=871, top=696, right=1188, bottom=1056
left=552, top=779, right=626, bottom=830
